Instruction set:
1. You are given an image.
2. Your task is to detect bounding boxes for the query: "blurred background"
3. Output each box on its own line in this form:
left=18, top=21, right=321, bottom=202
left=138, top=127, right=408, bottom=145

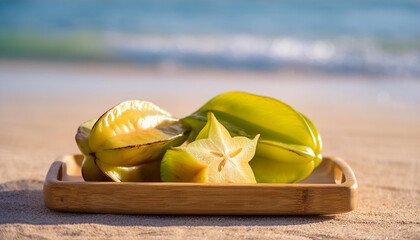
left=1, top=0, right=420, bottom=76
left=0, top=0, right=420, bottom=158
left=0, top=0, right=420, bottom=163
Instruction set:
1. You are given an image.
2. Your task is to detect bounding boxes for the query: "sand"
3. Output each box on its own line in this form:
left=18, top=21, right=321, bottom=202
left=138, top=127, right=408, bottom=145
left=0, top=60, right=419, bottom=239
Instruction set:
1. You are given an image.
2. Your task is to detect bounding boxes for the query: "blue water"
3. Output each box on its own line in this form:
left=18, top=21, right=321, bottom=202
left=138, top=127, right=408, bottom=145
left=1, top=0, right=420, bottom=76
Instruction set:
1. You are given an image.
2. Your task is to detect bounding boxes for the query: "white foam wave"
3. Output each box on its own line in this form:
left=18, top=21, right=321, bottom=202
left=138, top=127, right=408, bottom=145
left=106, top=33, right=420, bottom=76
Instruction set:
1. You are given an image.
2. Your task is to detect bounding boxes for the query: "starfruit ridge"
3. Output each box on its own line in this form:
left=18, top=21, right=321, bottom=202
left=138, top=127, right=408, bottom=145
left=77, top=100, right=189, bottom=182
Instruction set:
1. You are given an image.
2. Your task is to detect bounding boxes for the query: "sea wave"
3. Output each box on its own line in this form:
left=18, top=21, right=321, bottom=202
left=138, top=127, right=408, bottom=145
left=2, top=0, right=420, bottom=76
left=107, top=34, right=420, bottom=76
left=1, top=31, right=419, bottom=76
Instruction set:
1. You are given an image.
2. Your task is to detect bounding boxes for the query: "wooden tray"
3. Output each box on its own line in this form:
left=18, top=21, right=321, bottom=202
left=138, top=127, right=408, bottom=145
left=43, top=154, right=357, bottom=215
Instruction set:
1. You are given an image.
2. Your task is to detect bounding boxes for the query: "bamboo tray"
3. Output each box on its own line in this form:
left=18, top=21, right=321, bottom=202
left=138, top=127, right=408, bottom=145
left=43, top=154, right=357, bottom=215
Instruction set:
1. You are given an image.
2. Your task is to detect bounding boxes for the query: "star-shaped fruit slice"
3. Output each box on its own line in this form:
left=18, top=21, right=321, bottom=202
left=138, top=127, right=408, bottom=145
left=161, top=112, right=259, bottom=183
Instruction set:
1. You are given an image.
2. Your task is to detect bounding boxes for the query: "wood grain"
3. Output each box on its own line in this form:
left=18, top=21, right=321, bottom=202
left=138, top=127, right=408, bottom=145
left=43, top=154, right=357, bottom=215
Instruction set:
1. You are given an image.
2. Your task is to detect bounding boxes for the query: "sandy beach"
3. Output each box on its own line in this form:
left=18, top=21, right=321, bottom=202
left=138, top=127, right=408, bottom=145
left=0, top=60, right=419, bottom=239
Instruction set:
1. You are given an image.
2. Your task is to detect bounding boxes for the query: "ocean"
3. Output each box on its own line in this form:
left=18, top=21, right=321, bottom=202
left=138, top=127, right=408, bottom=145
left=1, top=0, right=420, bottom=76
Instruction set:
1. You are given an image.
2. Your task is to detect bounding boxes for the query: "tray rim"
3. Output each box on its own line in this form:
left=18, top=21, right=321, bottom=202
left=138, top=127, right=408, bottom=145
left=44, top=154, right=358, bottom=215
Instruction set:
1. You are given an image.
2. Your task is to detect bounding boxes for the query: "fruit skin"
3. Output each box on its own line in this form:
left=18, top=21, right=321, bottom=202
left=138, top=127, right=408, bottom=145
left=160, top=149, right=208, bottom=182
left=300, top=113, right=323, bottom=168
left=180, top=91, right=323, bottom=183
left=75, top=118, right=97, bottom=156
left=161, top=112, right=258, bottom=183
left=96, top=159, right=161, bottom=182
left=88, top=100, right=183, bottom=152
left=81, top=155, right=110, bottom=181
left=76, top=100, right=188, bottom=182
left=94, top=132, right=186, bottom=182
left=76, top=118, right=109, bottom=181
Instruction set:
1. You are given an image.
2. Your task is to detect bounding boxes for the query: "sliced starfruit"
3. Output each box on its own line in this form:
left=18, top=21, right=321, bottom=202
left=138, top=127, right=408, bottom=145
left=181, top=91, right=323, bottom=183
left=161, top=112, right=259, bottom=183
left=76, top=100, right=188, bottom=182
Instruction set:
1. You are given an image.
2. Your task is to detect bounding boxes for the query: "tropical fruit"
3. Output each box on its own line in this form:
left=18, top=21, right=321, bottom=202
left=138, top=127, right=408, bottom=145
left=161, top=112, right=259, bottom=183
left=76, top=92, right=322, bottom=184
left=76, top=100, right=188, bottom=182
left=75, top=118, right=97, bottom=156
left=81, top=155, right=110, bottom=181
left=181, top=91, right=323, bottom=183
left=76, top=119, right=109, bottom=181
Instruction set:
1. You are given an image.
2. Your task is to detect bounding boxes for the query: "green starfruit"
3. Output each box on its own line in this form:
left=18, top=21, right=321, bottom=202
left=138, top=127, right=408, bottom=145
left=181, top=91, right=323, bottom=183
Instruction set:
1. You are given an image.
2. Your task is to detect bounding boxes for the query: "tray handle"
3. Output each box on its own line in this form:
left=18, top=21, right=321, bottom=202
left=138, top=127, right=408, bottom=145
left=44, top=160, right=63, bottom=183
left=330, top=156, right=357, bottom=188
